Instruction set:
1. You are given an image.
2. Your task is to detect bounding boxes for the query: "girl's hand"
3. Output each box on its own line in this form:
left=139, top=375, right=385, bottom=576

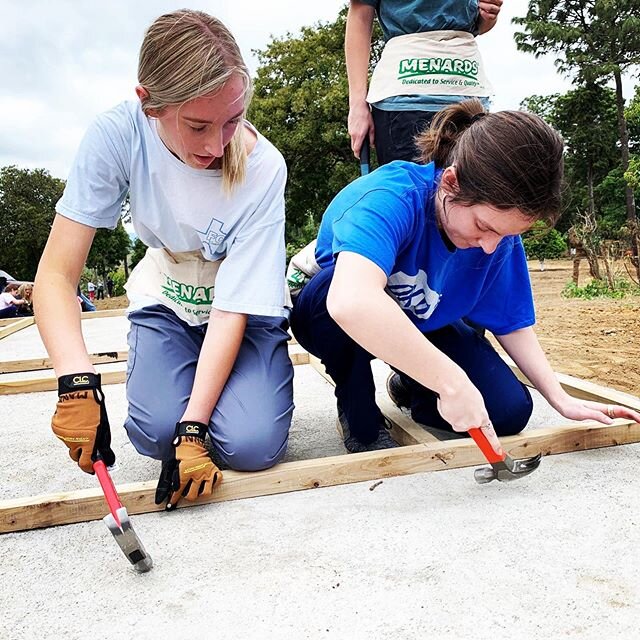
left=436, top=377, right=502, bottom=451
left=552, top=394, right=640, bottom=425
left=347, top=100, right=374, bottom=159
left=479, top=0, right=502, bottom=17
left=478, top=0, right=502, bottom=33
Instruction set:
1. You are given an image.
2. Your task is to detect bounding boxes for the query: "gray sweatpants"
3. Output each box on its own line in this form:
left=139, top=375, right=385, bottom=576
left=124, top=304, right=294, bottom=471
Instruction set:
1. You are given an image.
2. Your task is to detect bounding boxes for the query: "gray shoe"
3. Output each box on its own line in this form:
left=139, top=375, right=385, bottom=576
left=386, top=372, right=411, bottom=409
left=337, top=409, right=399, bottom=453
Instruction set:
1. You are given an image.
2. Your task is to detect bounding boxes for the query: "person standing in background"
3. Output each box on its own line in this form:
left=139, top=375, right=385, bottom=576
left=346, top=0, right=502, bottom=164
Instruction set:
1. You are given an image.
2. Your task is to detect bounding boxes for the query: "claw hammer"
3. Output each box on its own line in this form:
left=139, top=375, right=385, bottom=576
left=93, top=456, right=153, bottom=572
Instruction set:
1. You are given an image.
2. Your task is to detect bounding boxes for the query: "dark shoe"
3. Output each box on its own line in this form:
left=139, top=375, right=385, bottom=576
left=337, top=409, right=399, bottom=453
left=386, top=372, right=411, bottom=409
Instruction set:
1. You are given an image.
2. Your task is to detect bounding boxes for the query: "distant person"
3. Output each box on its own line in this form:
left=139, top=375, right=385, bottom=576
left=16, top=283, right=34, bottom=316
left=106, top=276, right=114, bottom=298
left=76, top=285, right=96, bottom=312
left=34, top=10, right=293, bottom=511
left=96, top=280, right=105, bottom=300
left=87, top=281, right=96, bottom=301
left=0, top=283, right=29, bottom=318
left=346, top=0, right=502, bottom=164
left=291, top=101, right=640, bottom=453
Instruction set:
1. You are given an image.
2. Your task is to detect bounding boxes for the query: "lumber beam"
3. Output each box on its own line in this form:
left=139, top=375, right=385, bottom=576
left=0, top=309, right=125, bottom=332
left=0, top=317, right=34, bottom=340
left=80, top=309, right=126, bottom=319
left=504, top=358, right=640, bottom=411
left=0, top=318, right=23, bottom=327
left=0, top=351, right=129, bottom=374
left=1, top=418, right=637, bottom=533
left=0, top=350, right=310, bottom=395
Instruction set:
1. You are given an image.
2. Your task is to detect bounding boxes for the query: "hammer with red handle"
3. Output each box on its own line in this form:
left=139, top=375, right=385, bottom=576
left=468, top=426, right=541, bottom=484
left=94, top=456, right=153, bottom=572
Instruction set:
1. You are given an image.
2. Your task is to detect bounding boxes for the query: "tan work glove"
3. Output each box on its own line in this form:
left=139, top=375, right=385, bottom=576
left=154, top=421, right=222, bottom=511
left=51, top=372, right=116, bottom=473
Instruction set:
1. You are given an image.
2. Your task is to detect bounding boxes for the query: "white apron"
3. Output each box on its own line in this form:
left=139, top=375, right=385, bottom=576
left=125, top=248, right=222, bottom=325
left=367, top=31, right=493, bottom=104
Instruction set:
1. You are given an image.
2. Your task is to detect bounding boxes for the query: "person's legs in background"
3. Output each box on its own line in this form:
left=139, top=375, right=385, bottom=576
left=371, top=107, right=435, bottom=165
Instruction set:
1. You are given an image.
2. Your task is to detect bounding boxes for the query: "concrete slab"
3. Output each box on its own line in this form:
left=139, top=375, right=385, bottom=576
left=1, top=318, right=639, bottom=639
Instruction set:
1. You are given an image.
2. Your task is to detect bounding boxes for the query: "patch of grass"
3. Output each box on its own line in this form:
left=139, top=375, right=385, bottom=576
left=562, top=278, right=639, bottom=299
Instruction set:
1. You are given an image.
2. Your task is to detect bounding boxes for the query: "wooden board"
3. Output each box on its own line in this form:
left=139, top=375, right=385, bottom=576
left=80, top=309, right=126, bottom=319
left=0, top=317, right=35, bottom=340
left=1, top=418, right=637, bottom=533
left=0, top=351, right=129, bottom=374
left=504, top=358, right=640, bottom=411
left=0, top=350, right=310, bottom=395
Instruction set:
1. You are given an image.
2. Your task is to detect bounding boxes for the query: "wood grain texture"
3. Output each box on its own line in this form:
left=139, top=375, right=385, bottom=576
left=1, top=419, right=637, bottom=533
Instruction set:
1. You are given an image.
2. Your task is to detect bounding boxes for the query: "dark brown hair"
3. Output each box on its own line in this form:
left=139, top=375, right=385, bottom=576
left=416, top=99, right=564, bottom=224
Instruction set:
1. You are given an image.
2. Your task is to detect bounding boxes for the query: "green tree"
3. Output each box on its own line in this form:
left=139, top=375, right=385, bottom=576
left=129, top=237, right=147, bottom=270
left=0, top=165, right=65, bottom=281
left=525, top=85, right=620, bottom=233
left=249, top=8, right=383, bottom=247
left=522, top=220, right=567, bottom=262
left=86, top=219, right=131, bottom=281
left=514, top=1, right=640, bottom=277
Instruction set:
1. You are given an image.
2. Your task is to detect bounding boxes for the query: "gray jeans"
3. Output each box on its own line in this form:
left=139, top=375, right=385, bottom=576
left=124, top=304, right=294, bottom=471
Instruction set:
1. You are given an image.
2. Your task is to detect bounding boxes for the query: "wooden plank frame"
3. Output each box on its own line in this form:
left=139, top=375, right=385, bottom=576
left=0, top=309, right=126, bottom=340
left=1, top=347, right=639, bottom=533
left=0, top=317, right=34, bottom=340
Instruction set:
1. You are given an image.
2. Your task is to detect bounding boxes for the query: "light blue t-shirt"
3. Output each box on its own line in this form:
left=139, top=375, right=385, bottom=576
left=360, top=0, right=489, bottom=111
left=57, top=100, right=289, bottom=319
left=315, top=161, right=535, bottom=335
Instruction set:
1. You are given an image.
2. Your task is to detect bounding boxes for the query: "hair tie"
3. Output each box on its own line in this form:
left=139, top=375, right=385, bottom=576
left=470, top=112, right=487, bottom=124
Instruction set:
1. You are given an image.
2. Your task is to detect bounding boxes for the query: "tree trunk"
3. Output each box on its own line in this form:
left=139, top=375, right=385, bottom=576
left=613, top=68, right=640, bottom=282
left=572, top=256, right=580, bottom=285
left=123, top=257, right=129, bottom=280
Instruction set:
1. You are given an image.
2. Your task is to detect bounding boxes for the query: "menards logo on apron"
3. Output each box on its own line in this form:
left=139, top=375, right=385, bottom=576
left=398, top=56, right=480, bottom=88
left=367, top=31, right=492, bottom=103
left=126, top=248, right=222, bottom=325
left=160, top=276, right=214, bottom=306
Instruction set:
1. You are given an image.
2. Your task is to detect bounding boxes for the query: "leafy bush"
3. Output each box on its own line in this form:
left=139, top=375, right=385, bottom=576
left=562, top=278, right=638, bottom=299
left=108, top=268, right=127, bottom=297
left=522, top=221, right=567, bottom=260
left=285, top=212, right=320, bottom=262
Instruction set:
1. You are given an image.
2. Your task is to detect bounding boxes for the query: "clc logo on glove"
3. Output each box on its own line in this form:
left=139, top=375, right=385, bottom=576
left=72, top=375, right=90, bottom=385
left=184, top=424, right=201, bottom=434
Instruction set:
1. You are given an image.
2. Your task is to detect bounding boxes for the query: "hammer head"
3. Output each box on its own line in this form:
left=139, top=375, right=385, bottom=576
left=103, top=506, right=153, bottom=572
left=473, top=453, right=542, bottom=484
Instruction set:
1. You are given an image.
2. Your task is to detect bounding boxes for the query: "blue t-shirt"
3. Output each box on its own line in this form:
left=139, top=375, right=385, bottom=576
left=360, top=0, right=488, bottom=111
left=315, top=161, right=535, bottom=335
left=361, top=0, right=479, bottom=41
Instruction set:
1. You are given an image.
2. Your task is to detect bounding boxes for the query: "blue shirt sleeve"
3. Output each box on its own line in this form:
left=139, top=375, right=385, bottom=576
left=465, top=237, right=536, bottom=335
left=328, top=188, right=416, bottom=276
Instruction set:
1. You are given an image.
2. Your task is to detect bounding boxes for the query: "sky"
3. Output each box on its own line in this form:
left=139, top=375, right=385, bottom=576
left=1, top=0, right=637, bottom=180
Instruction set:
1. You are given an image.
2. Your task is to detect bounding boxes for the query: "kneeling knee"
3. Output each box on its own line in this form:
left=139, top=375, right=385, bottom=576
left=125, top=417, right=175, bottom=460
left=492, top=390, right=533, bottom=437
left=218, top=420, right=289, bottom=472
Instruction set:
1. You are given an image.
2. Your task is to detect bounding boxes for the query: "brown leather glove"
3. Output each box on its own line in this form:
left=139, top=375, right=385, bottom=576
left=154, top=421, right=222, bottom=511
left=51, top=373, right=116, bottom=473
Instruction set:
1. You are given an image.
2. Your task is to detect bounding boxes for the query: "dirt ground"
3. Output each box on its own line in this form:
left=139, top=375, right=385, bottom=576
left=95, top=259, right=640, bottom=397
left=526, top=259, right=640, bottom=398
